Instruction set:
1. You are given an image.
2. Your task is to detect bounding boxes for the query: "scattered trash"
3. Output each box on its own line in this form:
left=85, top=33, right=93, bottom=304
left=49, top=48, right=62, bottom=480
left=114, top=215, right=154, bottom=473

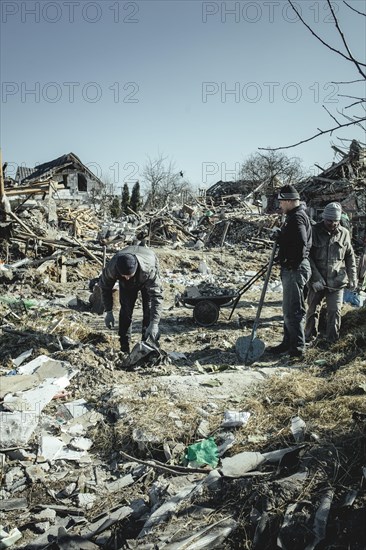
left=343, top=289, right=364, bottom=307
left=290, top=416, right=306, bottom=443
left=0, top=526, right=22, bottom=549
left=123, top=341, right=168, bottom=369
left=184, top=437, right=219, bottom=468
left=220, top=451, right=265, bottom=477
left=221, top=410, right=251, bottom=428
left=0, top=153, right=365, bottom=549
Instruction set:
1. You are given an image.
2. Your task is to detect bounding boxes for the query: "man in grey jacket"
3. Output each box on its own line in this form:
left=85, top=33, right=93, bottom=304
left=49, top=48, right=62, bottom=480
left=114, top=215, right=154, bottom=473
left=305, top=202, right=357, bottom=344
left=99, top=246, right=163, bottom=353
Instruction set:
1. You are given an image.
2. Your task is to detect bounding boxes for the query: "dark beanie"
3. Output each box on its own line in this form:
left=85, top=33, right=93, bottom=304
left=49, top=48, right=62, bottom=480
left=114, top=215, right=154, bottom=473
left=116, top=253, right=138, bottom=276
left=278, top=185, right=300, bottom=200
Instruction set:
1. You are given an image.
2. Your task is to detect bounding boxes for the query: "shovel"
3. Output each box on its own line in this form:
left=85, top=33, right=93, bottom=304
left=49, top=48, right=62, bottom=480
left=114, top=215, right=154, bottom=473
left=236, top=239, right=278, bottom=365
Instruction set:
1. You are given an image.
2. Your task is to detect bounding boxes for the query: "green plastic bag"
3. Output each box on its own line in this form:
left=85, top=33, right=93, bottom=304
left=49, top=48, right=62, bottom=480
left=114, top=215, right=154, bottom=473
left=184, top=437, right=219, bottom=468
left=0, top=296, right=38, bottom=309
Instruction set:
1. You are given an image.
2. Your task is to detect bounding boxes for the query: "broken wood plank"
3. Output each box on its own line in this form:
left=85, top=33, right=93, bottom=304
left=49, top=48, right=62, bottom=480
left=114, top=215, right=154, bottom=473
left=7, top=210, right=38, bottom=237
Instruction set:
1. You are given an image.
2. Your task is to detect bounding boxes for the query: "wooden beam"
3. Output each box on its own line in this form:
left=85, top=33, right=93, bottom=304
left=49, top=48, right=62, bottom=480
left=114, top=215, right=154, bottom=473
left=4, top=182, right=64, bottom=197
left=7, top=210, right=38, bottom=237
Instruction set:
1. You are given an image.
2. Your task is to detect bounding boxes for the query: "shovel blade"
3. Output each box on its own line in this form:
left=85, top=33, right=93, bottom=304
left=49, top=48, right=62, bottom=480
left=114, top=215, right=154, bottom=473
left=236, top=336, right=265, bottom=364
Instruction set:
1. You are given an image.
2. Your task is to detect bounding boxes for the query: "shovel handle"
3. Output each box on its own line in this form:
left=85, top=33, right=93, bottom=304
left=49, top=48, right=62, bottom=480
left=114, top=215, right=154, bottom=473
left=244, top=240, right=277, bottom=363
left=228, top=262, right=268, bottom=320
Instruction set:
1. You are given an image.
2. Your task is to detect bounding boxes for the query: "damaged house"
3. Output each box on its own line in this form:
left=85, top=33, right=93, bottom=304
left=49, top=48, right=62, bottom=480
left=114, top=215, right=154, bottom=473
left=12, top=152, right=104, bottom=202
left=299, top=140, right=366, bottom=249
left=203, top=142, right=366, bottom=248
left=204, top=179, right=256, bottom=207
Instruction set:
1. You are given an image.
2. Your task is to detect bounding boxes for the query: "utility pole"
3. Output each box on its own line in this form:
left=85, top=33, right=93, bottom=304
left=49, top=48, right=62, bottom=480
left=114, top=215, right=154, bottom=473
left=0, top=149, right=5, bottom=221
left=0, top=149, right=4, bottom=203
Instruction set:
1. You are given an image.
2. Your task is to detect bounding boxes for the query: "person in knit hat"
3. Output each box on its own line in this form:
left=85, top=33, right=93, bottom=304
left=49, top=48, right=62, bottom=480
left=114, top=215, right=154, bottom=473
left=99, top=246, right=163, bottom=353
left=305, top=202, right=357, bottom=345
left=267, top=184, right=312, bottom=359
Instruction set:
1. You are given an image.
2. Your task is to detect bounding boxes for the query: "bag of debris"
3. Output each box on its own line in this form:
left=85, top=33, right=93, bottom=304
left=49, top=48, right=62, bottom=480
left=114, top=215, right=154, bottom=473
left=123, top=340, right=168, bottom=369
left=343, top=289, right=363, bottom=307
left=184, top=437, right=219, bottom=468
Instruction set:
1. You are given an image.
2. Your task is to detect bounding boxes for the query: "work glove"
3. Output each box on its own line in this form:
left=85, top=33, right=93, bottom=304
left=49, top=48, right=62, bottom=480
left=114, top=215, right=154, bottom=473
left=145, top=322, right=159, bottom=342
left=312, top=280, right=325, bottom=292
left=271, top=227, right=281, bottom=241
left=348, top=278, right=358, bottom=291
left=105, top=311, right=115, bottom=329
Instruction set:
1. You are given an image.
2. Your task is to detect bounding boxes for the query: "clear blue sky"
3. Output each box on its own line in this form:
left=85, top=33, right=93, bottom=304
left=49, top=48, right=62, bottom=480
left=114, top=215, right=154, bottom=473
left=1, top=0, right=365, bottom=191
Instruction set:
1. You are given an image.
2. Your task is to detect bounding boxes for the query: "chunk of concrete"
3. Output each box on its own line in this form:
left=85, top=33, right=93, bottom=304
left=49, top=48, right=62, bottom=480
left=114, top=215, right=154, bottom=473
left=220, top=451, right=265, bottom=477
left=0, top=357, right=78, bottom=448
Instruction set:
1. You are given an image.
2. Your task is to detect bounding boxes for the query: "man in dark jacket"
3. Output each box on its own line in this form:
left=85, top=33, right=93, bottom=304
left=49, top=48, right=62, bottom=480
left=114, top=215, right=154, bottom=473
left=99, top=246, right=163, bottom=353
left=268, top=185, right=312, bottom=358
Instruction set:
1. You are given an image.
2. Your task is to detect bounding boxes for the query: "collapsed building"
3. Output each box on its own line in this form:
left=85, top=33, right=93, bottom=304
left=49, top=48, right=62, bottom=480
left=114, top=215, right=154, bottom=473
left=299, top=141, right=366, bottom=249
left=4, top=152, right=104, bottom=202
left=204, top=141, right=366, bottom=248
left=0, top=145, right=366, bottom=549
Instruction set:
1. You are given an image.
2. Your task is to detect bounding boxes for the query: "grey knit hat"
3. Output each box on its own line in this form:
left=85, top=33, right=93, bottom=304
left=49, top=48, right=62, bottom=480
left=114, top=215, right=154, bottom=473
left=116, top=254, right=138, bottom=276
left=322, top=202, right=342, bottom=221
left=278, top=185, right=300, bottom=201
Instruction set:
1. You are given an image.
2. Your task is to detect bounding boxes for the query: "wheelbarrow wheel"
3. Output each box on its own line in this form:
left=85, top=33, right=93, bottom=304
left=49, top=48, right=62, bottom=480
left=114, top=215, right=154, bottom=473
left=193, top=300, right=220, bottom=327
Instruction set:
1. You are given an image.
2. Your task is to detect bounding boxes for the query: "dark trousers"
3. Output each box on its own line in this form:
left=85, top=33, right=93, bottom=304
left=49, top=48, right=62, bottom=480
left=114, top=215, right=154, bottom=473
left=118, top=285, right=150, bottom=347
left=280, top=259, right=311, bottom=354
left=305, top=287, right=344, bottom=343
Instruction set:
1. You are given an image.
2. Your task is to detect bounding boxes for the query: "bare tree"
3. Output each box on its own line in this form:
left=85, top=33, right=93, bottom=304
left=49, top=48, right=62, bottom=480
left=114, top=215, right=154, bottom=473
left=240, top=150, right=308, bottom=194
left=261, top=0, right=366, bottom=151
left=142, top=154, right=192, bottom=209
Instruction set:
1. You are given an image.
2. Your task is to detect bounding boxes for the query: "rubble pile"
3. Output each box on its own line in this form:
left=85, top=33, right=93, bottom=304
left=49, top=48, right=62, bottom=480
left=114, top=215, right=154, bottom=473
left=0, top=143, right=365, bottom=549
left=299, top=140, right=366, bottom=249
left=57, top=206, right=100, bottom=239
left=0, top=293, right=365, bottom=549
left=204, top=213, right=280, bottom=249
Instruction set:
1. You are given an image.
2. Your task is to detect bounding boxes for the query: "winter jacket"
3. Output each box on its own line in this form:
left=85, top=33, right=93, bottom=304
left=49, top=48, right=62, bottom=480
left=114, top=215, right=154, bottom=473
left=99, top=246, right=163, bottom=323
left=309, top=222, right=357, bottom=289
left=277, top=204, right=312, bottom=269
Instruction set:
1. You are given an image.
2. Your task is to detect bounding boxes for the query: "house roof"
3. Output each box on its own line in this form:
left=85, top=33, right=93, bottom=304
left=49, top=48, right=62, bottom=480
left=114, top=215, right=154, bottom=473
left=206, top=179, right=253, bottom=197
left=298, top=141, right=366, bottom=202
left=19, top=152, right=103, bottom=186
left=15, top=166, right=34, bottom=183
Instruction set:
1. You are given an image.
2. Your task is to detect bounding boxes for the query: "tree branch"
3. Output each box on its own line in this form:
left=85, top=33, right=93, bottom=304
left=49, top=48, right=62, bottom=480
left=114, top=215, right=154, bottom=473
left=345, top=99, right=366, bottom=109
left=322, top=105, right=341, bottom=125
left=326, top=0, right=366, bottom=79
left=259, top=118, right=366, bottom=151
left=287, top=0, right=366, bottom=70
left=343, top=0, right=366, bottom=17
left=332, top=79, right=365, bottom=85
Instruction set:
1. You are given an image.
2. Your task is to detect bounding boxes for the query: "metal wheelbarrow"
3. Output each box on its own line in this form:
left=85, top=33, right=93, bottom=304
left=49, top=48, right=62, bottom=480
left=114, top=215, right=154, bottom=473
left=181, top=290, right=238, bottom=327
left=179, top=258, right=273, bottom=327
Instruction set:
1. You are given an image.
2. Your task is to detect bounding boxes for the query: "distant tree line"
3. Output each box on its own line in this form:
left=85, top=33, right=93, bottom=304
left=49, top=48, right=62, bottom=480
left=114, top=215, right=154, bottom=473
left=104, top=149, right=310, bottom=219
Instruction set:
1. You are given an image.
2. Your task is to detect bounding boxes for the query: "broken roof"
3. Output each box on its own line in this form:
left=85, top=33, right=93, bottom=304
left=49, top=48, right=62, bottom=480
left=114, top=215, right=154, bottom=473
left=17, top=152, right=104, bottom=186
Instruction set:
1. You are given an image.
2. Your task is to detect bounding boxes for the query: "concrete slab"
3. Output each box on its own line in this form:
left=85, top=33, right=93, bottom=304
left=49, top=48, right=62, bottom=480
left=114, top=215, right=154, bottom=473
left=154, top=367, right=283, bottom=402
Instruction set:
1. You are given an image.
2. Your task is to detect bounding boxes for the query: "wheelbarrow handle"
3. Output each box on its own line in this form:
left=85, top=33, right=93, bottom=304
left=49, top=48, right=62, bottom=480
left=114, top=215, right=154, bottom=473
left=228, top=263, right=269, bottom=320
